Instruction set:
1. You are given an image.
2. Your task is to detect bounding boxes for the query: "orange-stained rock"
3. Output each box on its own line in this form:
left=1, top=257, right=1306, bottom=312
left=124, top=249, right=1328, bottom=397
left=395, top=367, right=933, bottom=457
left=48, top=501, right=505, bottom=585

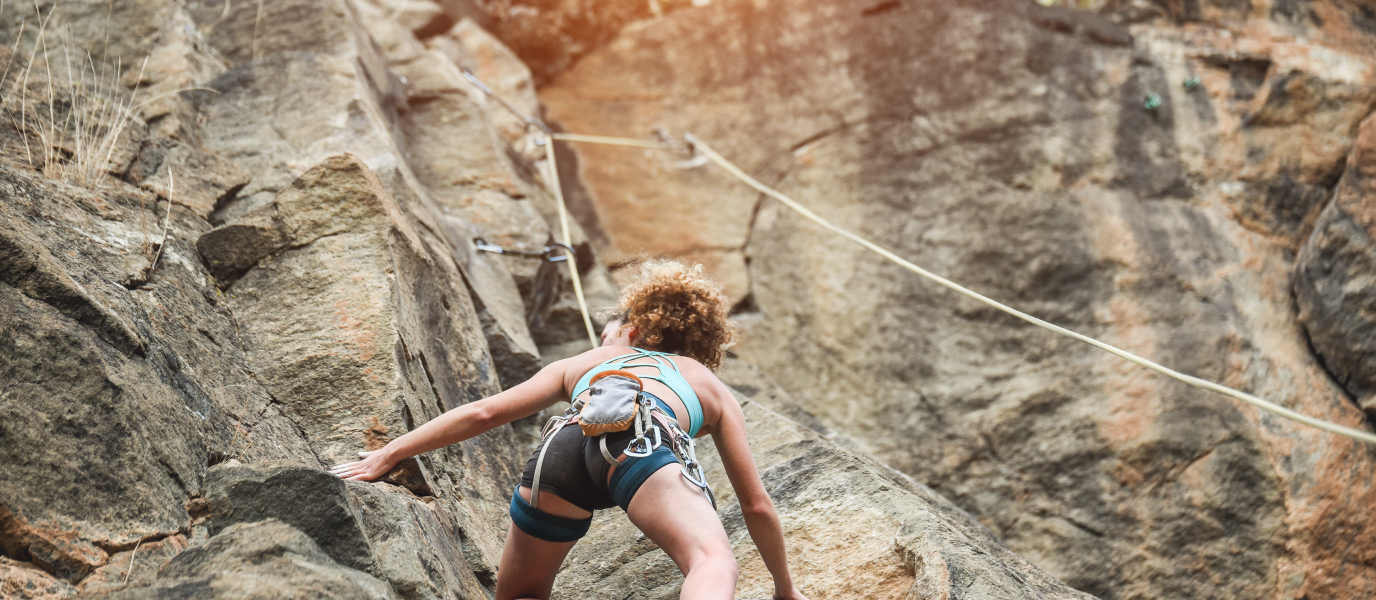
left=0, top=556, right=76, bottom=599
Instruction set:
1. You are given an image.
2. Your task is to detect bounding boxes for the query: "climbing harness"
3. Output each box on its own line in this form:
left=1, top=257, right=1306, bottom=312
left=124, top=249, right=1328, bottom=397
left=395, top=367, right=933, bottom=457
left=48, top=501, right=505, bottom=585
left=529, top=366, right=715, bottom=511
left=473, top=238, right=573, bottom=262
left=459, top=72, right=1376, bottom=447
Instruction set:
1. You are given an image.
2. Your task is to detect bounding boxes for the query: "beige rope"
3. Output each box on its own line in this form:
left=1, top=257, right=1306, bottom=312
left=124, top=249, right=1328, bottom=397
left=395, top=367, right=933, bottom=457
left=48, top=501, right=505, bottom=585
left=452, top=69, right=599, bottom=350
left=553, top=132, right=668, bottom=149
left=542, top=138, right=599, bottom=349
left=552, top=132, right=1376, bottom=446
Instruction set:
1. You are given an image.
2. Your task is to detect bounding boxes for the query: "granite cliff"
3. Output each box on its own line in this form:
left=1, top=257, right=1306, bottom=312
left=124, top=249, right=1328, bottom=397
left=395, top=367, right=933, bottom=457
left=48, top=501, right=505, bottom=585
left=0, top=0, right=1107, bottom=599
left=0, top=0, right=1372, bottom=599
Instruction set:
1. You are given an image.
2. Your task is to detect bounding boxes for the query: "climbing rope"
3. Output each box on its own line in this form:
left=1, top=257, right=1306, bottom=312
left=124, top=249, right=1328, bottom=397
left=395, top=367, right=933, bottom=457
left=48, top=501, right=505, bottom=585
left=549, top=131, right=1376, bottom=446
left=456, top=70, right=1376, bottom=446
left=538, top=136, right=599, bottom=349
left=460, top=69, right=599, bottom=349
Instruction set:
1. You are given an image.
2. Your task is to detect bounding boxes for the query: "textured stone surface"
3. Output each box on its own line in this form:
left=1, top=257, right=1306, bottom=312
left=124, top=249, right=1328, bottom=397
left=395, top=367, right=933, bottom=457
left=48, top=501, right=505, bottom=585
left=0, top=2, right=562, bottom=594
left=361, top=0, right=453, bottom=38
left=202, top=462, right=378, bottom=573
left=428, top=18, right=543, bottom=157
left=177, top=0, right=554, bottom=576
left=202, top=154, right=521, bottom=577
left=539, top=0, right=1376, bottom=598
left=79, top=536, right=191, bottom=595
left=349, top=482, right=492, bottom=600
left=447, top=0, right=682, bottom=84
left=1296, top=112, right=1376, bottom=413
left=0, top=556, right=77, bottom=599
left=554, top=372, right=1096, bottom=600
left=0, top=160, right=318, bottom=585
left=7, top=0, right=1372, bottom=598
left=92, top=520, right=397, bottom=600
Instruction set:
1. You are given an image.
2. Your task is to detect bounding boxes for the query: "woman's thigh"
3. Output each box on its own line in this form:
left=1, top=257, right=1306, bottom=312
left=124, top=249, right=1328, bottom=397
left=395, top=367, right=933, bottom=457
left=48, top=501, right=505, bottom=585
left=495, top=520, right=577, bottom=600
left=624, top=464, right=733, bottom=572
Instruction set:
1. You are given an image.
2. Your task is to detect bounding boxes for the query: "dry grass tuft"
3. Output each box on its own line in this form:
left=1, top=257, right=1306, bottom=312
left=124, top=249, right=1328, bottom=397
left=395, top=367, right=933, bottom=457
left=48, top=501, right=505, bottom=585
left=0, top=4, right=150, bottom=189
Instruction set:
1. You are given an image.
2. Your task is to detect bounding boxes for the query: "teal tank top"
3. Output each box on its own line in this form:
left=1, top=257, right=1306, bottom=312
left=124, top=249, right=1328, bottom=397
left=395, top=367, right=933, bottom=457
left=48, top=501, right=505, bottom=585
left=571, top=348, right=704, bottom=437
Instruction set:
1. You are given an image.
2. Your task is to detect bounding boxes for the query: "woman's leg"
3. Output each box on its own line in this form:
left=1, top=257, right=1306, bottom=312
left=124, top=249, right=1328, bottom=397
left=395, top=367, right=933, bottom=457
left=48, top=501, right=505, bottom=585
left=624, top=465, right=738, bottom=600
left=495, top=486, right=588, bottom=600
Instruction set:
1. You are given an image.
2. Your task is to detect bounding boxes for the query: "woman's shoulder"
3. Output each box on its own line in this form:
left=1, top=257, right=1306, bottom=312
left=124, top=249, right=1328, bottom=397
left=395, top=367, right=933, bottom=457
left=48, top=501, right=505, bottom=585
left=671, top=356, right=732, bottom=402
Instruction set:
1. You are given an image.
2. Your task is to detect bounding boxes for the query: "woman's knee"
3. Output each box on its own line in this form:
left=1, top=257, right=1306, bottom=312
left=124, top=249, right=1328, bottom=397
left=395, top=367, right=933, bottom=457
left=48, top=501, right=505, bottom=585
left=684, top=549, right=739, bottom=579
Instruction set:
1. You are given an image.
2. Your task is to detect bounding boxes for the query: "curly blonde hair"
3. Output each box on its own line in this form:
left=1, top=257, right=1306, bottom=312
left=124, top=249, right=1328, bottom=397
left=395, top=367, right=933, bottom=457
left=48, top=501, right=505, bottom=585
left=613, top=259, right=736, bottom=370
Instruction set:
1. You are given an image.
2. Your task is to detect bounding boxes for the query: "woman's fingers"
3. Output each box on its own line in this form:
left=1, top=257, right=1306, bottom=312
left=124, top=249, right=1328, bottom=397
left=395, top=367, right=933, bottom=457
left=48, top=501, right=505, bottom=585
left=330, top=460, right=368, bottom=479
left=329, top=451, right=393, bottom=481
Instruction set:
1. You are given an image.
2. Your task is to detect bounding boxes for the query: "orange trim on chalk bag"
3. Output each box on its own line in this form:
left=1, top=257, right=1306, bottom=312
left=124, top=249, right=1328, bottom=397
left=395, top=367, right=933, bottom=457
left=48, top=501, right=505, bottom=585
left=580, top=413, right=638, bottom=436
left=590, top=369, right=643, bottom=388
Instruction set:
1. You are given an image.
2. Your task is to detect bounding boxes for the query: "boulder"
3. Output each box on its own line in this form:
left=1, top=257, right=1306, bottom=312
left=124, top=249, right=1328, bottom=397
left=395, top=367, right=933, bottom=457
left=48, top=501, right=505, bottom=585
left=184, top=0, right=576, bottom=385
left=202, top=463, right=378, bottom=573
left=91, top=520, right=397, bottom=599
left=199, top=154, right=521, bottom=575
left=1295, top=112, right=1376, bottom=414
left=538, top=0, right=1376, bottom=598
left=79, top=536, right=191, bottom=595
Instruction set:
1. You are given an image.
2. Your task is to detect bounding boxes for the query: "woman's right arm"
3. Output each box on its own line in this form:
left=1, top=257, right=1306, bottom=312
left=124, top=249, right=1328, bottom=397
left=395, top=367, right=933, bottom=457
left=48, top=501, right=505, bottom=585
left=332, top=356, right=574, bottom=481
left=707, top=379, right=809, bottom=600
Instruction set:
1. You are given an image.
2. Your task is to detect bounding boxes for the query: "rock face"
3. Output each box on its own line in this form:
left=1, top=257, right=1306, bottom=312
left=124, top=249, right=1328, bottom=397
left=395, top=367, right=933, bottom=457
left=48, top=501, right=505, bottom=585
left=1296, top=113, right=1376, bottom=414
left=554, top=360, right=1097, bottom=600
left=537, top=0, right=1376, bottom=598
left=0, top=0, right=598, bottom=596
left=2, top=0, right=1369, bottom=599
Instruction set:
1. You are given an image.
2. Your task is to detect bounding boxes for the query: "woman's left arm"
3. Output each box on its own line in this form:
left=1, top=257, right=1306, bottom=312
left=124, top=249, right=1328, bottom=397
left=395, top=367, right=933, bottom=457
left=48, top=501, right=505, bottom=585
left=705, top=377, right=808, bottom=600
left=332, top=356, right=573, bottom=481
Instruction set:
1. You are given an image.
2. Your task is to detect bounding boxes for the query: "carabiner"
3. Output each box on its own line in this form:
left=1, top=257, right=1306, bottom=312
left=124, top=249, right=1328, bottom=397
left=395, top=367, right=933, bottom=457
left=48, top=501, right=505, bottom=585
left=680, top=465, right=710, bottom=489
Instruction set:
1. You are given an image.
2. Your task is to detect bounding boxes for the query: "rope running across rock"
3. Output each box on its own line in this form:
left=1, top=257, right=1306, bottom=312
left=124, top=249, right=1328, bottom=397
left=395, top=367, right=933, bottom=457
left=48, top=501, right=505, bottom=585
left=459, top=70, right=1376, bottom=446
left=553, top=132, right=1376, bottom=446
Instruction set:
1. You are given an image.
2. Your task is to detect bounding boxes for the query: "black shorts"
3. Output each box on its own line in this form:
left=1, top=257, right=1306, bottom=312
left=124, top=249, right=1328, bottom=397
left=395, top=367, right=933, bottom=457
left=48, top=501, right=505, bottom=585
left=517, top=393, right=681, bottom=513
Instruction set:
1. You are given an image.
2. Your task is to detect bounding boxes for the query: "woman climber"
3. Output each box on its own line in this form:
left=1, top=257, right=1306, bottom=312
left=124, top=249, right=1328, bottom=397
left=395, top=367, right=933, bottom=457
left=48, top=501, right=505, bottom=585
left=331, top=259, right=809, bottom=600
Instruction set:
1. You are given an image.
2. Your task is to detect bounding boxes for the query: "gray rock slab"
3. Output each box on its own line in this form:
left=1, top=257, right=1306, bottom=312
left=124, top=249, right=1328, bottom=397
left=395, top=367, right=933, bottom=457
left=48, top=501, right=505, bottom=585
left=349, top=482, right=491, bottom=600
left=92, top=520, right=397, bottom=600
left=203, top=462, right=377, bottom=574
left=0, top=163, right=318, bottom=585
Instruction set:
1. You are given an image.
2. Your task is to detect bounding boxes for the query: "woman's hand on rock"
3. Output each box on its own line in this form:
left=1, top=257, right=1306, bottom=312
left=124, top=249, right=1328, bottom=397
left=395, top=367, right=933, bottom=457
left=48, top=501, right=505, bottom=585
left=330, top=449, right=397, bottom=482
left=773, top=585, right=809, bottom=600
